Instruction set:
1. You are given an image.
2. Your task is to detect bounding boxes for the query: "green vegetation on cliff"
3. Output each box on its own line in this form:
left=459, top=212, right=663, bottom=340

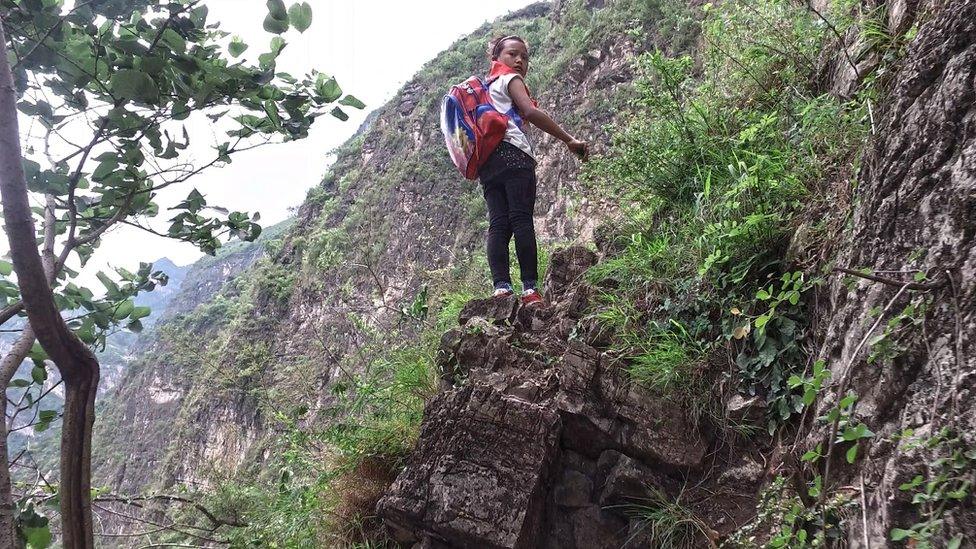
left=86, top=0, right=966, bottom=547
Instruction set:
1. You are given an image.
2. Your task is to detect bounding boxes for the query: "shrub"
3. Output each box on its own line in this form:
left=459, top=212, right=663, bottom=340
left=583, top=0, right=868, bottom=432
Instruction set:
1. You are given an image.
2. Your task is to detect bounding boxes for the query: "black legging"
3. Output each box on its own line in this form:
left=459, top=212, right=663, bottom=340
left=481, top=166, right=538, bottom=290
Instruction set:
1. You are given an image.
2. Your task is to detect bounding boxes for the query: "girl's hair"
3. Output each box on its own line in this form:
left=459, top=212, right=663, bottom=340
left=488, top=35, right=528, bottom=60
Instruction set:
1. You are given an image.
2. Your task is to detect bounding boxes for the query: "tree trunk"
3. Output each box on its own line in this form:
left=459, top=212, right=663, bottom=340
left=0, top=422, right=18, bottom=548
left=0, top=327, right=34, bottom=548
left=0, top=19, right=98, bottom=549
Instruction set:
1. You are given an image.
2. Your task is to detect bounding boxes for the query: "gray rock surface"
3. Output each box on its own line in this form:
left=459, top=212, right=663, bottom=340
left=378, top=247, right=712, bottom=547
left=809, top=0, right=976, bottom=545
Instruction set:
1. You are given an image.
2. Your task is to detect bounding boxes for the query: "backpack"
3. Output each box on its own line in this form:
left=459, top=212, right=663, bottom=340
left=440, top=75, right=509, bottom=180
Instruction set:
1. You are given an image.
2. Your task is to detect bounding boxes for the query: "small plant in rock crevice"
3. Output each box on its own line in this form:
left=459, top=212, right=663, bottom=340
left=889, top=429, right=974, bottom=548
left=615, top=488, right=714, bottom=549
left=722, top=475, right=855, bottom=548
left=730, top=272, right=819, bottom=434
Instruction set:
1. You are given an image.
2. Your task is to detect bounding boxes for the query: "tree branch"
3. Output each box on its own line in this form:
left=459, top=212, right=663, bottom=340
left=10, top=1, right=100, bottom=71
left=0, top=19, right=100, bottom=547
left=95, top=494, right=247, bottom=529
left=832, top=266, right=946, bottom=291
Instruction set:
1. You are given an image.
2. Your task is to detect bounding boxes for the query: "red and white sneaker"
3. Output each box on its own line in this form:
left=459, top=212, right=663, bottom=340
left=521, top=289, right=543, bottom=307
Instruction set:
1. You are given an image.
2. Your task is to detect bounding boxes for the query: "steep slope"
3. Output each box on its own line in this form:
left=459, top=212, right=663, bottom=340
left=377, top=0, right=976, bottom=547
left=807, top=1, right=976, bottom=542
left=92, top=221, right=289, bottom=491
left=92, top=0, right=658, bottom=518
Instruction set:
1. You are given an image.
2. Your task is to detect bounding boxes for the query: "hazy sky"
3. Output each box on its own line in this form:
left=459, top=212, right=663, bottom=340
left=9, top=0, right=534, bottom=283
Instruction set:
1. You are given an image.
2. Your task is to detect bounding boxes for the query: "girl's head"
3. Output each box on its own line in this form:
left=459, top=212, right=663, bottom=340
left=489, top=35, right=529, bottom=77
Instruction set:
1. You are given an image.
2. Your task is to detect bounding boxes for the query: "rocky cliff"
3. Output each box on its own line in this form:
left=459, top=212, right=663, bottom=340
left=810, top=0, right=976, bottom=543
left=91, top=0, right=651, bottom=508
left=378, top=246, right=760, bottom=547
left=87, top=0, right=976, bottom=546
left=376, top=0, right=976, bottom=547
left=92, top=221, right=287, bottom=491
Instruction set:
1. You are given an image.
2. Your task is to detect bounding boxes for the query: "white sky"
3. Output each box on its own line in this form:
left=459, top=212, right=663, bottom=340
left=7, top=0, right=534, bottom=282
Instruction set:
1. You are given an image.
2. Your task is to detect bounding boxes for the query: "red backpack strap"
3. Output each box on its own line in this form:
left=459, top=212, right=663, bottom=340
left=484, top=61, right=537, bottom=107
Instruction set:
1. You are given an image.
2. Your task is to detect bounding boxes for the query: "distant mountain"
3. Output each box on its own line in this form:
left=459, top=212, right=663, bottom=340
left=12, top=223, right=289, bottom=481
left=98, top=256, right=192, bottom=391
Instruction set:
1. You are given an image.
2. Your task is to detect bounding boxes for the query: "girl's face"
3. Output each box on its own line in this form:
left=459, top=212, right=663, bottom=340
left=496, top=39, right=529, bottom=77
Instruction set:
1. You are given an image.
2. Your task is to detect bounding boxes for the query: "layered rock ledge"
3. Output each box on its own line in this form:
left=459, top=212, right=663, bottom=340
left=377, top=247, right=754, bottom=548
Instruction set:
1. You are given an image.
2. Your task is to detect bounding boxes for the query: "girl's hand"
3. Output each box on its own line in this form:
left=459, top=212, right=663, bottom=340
left=567, top=139, right=589, bottom=161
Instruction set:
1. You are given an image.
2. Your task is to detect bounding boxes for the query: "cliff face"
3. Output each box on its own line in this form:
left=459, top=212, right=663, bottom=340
left=89, top=0, right=975, bottom=545
left=377, top=1, right=976, bottom=547
left=92, top=1, right=645, bottom=495
left=378, top=246, right=757, bottom=547
left=812, top=0, right=976, bottom=542
left=92, top=223, right=284, bottom=491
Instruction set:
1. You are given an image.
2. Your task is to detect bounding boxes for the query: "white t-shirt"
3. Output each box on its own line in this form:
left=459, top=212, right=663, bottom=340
left=488, top=73, right=534, bottom=159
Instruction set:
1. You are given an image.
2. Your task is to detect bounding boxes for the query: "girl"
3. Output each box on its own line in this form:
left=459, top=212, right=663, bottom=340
left=478, top=35, right=588, bottom=306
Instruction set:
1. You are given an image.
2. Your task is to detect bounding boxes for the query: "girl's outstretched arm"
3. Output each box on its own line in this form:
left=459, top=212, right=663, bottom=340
left=508, top=77, right=588, bottom=160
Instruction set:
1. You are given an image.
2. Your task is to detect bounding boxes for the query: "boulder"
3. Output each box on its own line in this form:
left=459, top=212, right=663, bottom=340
left=377, top=384, right=561, bottom=548
left=379, top=247, right=712, bottom=547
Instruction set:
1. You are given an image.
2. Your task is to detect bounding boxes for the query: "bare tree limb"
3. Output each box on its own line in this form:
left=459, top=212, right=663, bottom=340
left=832, top=266, right=946, bottom=291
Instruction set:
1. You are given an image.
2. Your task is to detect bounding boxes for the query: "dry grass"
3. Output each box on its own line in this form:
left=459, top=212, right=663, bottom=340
left=322, top=456, right=400, bottom=547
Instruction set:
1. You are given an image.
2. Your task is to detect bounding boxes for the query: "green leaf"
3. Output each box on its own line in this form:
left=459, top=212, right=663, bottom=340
left=161, top=28, right=187, bottom=54
left=288, top=2, right=313, bottom=33
left=843, top=423, right=875, bottom=441
left=24, top=525, right=51, bottom=548
left=229, top=37, right=248, bottom=58
left=947, top=536, right=964, bottom=549
left=846, top=444, right=858, bottom=464
left=31, top=364, right=46, bottom=384
left=130, top=306, right=151, bottom=320
left=0, top=260, right=11, bottom=276
left=38, top=410, right=57, bottom=422
left=35, top=409, right=58, bottom=432
left=259, top=37, right=287, bottom=70
left=338, top=94, right=366, bottom=109
left=139, top=55, right=165, bottom=75
left=75, top=320, right=96, bottom=344
left=269, top=36, right=287, bottom=56
left=263, top=13, right=289, bottom=34
left=9, top=379, right=30, bottom=388
left=114, top=299, right=135, bottom=320
left=264, top=100, right=281, bottom=129
left=267, top=0, right=287, bottom=20
left=330, top=106, right=348, bottom=121
left=316, top=74, right=342, bottom=103
left=787, top=374, right=803, bottom=388
left=110, top=69, right=159, bottom=103
left=96, top=272, right=120, bottom=298
left=890, top=528, right=912, bottom=541
left=802, top=387, right=817, bottom=406
left=808, top=475, right=822, bottom=498
left=92, top=160, right=118, bottom=181
left=28, top=342, right=46, bottom=363
left=756, top=289, right=770, bottom=300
